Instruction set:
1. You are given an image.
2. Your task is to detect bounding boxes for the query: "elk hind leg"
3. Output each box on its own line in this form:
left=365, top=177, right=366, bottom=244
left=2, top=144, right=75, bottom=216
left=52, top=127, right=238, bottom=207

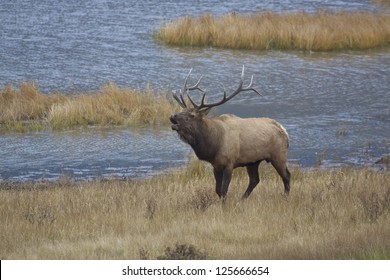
left=271, top=160, right=291, bottom=195
left=242, top=161, right=261, bottom=199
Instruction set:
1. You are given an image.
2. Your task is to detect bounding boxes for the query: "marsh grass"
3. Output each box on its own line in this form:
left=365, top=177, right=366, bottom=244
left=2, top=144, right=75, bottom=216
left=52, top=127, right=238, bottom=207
left=1, top=160, right=389, bottom=260
left=0, top=83, right=178, bottom=132
left=372, top=0, right=390, bottom=5
left=157, top=11, right=390, bottom=51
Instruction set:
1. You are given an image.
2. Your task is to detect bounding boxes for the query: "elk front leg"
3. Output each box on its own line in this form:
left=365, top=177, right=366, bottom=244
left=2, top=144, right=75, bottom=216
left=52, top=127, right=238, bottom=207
left=221, top=167, right=233, bottom=199
left=213, top=167, right=233, bottom=199
left=213, top=169, right=223, bottom=197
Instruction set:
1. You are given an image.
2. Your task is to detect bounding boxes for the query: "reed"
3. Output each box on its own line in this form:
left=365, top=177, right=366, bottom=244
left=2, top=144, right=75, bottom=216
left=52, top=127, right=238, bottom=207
left=1, top=160, right=389, bottom=260
left=0, top=83, right=179, bottom=132
left=157, top=11, right=390, bottom=51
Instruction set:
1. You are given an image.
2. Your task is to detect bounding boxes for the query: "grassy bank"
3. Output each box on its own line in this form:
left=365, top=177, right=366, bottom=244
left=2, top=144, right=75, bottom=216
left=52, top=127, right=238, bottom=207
left=157, top=11, right=390, bottom=51
left=1, top=160, right=389, bottom=260
left=0, top=83, right=178, bottom=132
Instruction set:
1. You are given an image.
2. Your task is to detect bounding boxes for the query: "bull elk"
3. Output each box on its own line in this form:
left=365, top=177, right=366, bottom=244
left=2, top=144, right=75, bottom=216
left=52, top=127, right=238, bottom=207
left=170, top=66, right=290, bottom=199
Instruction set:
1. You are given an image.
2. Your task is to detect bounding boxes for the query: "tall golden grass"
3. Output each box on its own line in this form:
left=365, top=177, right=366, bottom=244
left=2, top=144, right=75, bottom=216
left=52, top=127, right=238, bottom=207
left=157, top=11, right=390, bottom=51
left=1, top=159, right=389, bottom=259
left=0, top=83, right=178, bottom=132
left=372, top=0, right=390, bottom=5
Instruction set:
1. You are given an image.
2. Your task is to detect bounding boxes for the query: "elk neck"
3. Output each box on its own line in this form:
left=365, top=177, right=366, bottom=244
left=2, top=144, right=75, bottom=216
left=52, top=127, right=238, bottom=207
left=188, top=117, right=222, bottom=163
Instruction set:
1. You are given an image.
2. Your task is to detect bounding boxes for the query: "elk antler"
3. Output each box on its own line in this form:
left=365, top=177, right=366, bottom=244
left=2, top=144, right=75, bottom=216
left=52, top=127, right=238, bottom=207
left=173, top=66, right=262, bottom=112
left=172, top=68, right=204, bottom=109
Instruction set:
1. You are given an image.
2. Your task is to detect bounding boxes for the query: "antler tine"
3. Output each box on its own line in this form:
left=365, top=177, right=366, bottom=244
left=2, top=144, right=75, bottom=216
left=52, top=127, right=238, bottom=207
left=179, top=93, right=187, bottom=108
left=172, top=68, right=195, bottom=109
left=181, top=68, right=206, bottom=109
left=240, top=66, right=261, bottom=95
left=172, top=90, right=187, bottom=108
left=182, top=68, right=193, bottom=93
left=187, top=90, right=206, bottom=108
left=187, top=75, right=204, bottom=92
left=244, top=74, right=262, bottom=96
left=180, top=68, right=194, bottom=107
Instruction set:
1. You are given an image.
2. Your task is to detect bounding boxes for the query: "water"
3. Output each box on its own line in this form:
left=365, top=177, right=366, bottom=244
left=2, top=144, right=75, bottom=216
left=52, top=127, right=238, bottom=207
left=1, top=0, right=389, bottom=180
left=0, top=128, right=189, bottom=180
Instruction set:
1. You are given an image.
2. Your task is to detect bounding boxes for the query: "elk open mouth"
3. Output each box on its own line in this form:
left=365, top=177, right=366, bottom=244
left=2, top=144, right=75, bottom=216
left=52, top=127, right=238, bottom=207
left=170, top=116, right=179, bottom=131
left=171, top=123, right=179, bottom=131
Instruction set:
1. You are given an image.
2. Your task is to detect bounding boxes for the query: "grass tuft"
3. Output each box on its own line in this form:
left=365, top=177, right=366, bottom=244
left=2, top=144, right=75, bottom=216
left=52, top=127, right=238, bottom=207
left=157, top=243, right=208, bottom=260
left=157, top=11, right=390, bottom=51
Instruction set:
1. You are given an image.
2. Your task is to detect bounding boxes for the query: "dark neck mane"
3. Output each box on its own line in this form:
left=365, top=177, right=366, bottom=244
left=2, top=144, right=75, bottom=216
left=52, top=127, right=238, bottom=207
left=189, top=118, right=222, bottom=163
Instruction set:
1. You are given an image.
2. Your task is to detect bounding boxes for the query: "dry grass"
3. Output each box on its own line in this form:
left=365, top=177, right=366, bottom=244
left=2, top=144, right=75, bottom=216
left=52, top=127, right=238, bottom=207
left=0, top=83, right=178, bottom=132
left=157, top=11, right=390, bottom=51
left=0, top=83, right=66, bottom=131
left=1, top=159, right=389, bottom=260
left=372, top=0, right=390, bottom=6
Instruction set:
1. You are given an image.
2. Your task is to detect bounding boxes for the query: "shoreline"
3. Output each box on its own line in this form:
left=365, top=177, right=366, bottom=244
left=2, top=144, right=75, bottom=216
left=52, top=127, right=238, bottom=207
left=0, top=157, right=388, bottom=185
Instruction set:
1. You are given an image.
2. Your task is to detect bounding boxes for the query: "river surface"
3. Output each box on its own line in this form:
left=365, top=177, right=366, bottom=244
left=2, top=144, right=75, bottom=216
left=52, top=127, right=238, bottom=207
left=1, top=0, right=389, bottom=180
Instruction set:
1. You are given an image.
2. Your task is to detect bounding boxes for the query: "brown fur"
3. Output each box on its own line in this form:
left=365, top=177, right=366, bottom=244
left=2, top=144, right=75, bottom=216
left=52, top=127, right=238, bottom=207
left=170, top=109, right=290, bottom=199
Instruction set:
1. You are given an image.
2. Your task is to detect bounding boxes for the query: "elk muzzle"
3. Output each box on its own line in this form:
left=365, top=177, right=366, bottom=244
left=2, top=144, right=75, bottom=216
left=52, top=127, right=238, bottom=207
left=170, top=114, right=179, bottom=131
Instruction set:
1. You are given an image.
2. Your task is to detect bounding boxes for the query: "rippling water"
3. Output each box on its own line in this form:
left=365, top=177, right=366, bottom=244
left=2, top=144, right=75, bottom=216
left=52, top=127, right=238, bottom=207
left=1, top=0, right=389, bottom=180
left=0, top=128, right=189, bottom=180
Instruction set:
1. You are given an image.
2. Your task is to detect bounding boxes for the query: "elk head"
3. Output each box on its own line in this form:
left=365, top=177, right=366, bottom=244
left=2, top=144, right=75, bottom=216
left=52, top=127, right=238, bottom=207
left=170, top=66, right=261, bottom=145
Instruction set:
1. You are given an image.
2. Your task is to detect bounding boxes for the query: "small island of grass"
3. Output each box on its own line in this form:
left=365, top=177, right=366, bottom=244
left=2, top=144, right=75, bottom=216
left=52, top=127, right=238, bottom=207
left=0, top=83, right=178, bottom=132
left=157, top=11, right=390, bottom=52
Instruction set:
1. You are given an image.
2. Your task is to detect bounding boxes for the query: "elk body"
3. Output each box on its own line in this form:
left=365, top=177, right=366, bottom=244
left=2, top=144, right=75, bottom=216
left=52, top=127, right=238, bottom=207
left=170, top=67, right=290, bottom=199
